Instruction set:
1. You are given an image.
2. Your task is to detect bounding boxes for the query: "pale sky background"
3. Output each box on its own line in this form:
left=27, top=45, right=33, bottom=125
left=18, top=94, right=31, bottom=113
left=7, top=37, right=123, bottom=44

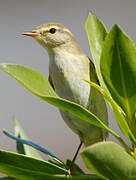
left=0, top=0, right=135, bottom=175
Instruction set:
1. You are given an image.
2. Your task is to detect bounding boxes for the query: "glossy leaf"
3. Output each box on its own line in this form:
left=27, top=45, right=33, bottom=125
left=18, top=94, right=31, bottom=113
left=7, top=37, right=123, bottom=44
left=81, top=142, right=136, bottom=180
left=0, top=63, right=57, bottom=97
left=100, top=25, right=136, bottom=137
left=85, top=12, right=135, bottom=147
left=13, top=118, right=42, bottom=160
left=3, top=129, right=65, bottom=167
left=0, top=150, right=67, bottom=179
left=85, top=12, right=107, bottom=86
left=0, top=149, right=103, bottom=179
left=85, top=80, right=136, bottom=146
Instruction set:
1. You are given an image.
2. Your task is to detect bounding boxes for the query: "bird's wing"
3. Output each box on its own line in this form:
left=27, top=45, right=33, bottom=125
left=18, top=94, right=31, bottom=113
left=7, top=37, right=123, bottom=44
left=88, top=58, right=108, bottom=139
left=48, top=74, right=55, bottom=90
left=88, top=57, right=100, bottom=85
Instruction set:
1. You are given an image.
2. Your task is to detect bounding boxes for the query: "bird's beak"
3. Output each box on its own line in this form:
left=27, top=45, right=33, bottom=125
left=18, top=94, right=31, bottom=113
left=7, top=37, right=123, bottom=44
left=22, top=32, right=41, bottom=37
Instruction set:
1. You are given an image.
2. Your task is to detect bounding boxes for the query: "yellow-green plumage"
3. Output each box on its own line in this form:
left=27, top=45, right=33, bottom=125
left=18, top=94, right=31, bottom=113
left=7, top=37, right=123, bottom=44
left=23, top=23, right=108, bottom=146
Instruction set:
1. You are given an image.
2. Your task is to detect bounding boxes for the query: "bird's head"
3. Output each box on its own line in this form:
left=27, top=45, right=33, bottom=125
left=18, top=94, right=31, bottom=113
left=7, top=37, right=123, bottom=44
left=22, top=23, right=75, bottom=51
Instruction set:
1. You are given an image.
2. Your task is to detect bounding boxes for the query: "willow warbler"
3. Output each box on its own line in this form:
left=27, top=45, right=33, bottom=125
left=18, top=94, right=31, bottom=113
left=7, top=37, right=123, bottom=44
left=23, top=23, right=108, bottom=167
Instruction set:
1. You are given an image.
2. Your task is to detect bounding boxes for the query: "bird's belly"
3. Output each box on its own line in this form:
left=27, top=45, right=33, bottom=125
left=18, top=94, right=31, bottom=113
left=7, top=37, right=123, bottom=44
left=52, top=70, right=102, bottom=145
left=49, top=56, right=103, bottom=145
left=54, top=69, right=91, bottom=108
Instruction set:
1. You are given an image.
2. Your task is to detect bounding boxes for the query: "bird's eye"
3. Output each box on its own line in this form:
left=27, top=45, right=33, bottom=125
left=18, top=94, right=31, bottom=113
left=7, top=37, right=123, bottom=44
left=49, top=28, right=56, bottom=34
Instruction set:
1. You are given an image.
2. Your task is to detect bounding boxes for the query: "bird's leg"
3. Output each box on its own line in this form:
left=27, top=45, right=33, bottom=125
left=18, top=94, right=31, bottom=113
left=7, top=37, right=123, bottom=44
left=68, top=141, right=83, bottom=175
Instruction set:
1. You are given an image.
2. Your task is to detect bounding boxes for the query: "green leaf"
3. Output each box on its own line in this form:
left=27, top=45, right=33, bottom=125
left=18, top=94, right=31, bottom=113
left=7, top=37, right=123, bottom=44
left=85, top=80, right=136, bottom=146
left=0, top=149, right=67, bottom=179
left=85, top=12, right=108, bottom=85
left=0, top=64, right=130, bottom=151
left=100, top=25, right=136, bottom=137
left=85, top=13, right=135, bottom=147
left=13, top=118, right=42, bottom=160
left=81, top=142, right=136, bottom=180
left=0, top=150, right=103, bottom=179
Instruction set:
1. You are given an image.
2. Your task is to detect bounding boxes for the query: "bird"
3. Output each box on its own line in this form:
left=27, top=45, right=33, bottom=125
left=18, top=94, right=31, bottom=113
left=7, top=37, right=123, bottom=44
left=22, top=23, right=108, bottom=172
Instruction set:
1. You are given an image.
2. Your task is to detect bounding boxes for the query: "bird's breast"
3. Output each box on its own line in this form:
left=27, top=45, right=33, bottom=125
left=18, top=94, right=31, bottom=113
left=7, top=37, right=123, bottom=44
left=49, top=52, right=91, bottom=108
